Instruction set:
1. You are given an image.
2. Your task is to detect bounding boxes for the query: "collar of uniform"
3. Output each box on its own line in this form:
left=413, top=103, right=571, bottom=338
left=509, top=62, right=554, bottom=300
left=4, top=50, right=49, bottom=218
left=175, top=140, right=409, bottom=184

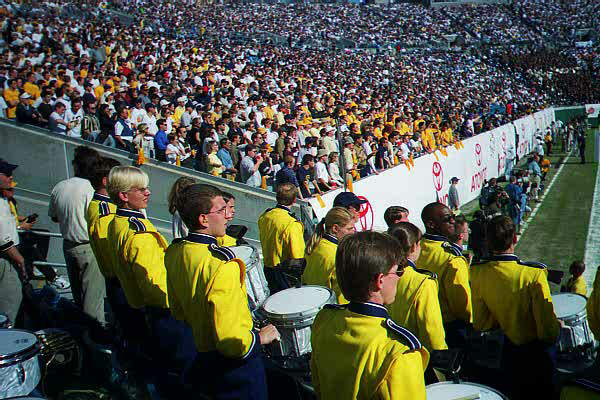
left=488, top=254, right=519, bottom=262
left=450, top=241, right=462, bottom=254
left=407, top=259, right=417, bottom=269
left=93, top=192, right=113, bottom=203
left=348, top=302, right=389, bottom=319
left=423, top=233, right=448, bottom=242
left=276, top=204, right=291, bottom=212
left=116, top=208, right=145, bottom=219
left=185, top=233, right=217, bottom=245
left=323, top=233, right=338, bottom=245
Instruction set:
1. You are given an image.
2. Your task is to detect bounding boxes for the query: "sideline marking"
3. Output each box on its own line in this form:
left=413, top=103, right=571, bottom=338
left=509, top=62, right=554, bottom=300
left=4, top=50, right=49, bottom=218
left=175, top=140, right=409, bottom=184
left=584, top=139, right=600, bottom=291
left=517, top=149, right=572, bottom=242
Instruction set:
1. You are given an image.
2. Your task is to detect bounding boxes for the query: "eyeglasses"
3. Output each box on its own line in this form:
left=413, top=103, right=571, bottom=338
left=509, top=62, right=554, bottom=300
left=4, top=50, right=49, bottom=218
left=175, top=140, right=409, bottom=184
left=385, top=266, right=405, bottom=278
left=440, top=214, right=454, bottom=223
left=205, top=206, right=230, bottom=216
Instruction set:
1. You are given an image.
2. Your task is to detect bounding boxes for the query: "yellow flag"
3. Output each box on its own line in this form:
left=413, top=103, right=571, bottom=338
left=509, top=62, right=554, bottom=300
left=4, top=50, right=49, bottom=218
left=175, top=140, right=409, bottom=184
left=347, top=176, right=354, bottom=193
left=137, top=147, right=145, bottom=165
left=454, top=142, right=461, bottom=150
left=394, top=155, right=399, bottom=165
left=434, top=152, right=439, bottom=161
left=316, top=194, right=325, bottom=208
left=404, top=160, right=411, bottom=171
left=440, top=147, right=448, bottom=157
left=176, top=155, right=181, bottom=167
left=261, top=176, right=268, bottom=190
left=409, top=155, right=414, bottom=167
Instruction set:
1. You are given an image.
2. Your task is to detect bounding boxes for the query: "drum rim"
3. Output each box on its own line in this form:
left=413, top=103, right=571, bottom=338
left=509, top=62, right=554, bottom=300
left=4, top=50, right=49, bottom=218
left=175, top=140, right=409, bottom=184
left=0, top=329, right=41, bottom=367
left=425, top=381, right=507, bottom=399
left=262, top=286, right=335, bottom=320
left=552, top=293, right=588, bottom=318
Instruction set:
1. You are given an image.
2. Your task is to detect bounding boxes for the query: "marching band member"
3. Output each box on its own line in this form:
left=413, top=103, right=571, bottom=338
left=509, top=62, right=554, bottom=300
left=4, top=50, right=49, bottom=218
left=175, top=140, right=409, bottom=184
left=587, top=268, right=600, bottom=338
left=387, top=222, right=447, bottom=352
left=165, top=183, right=279, bottom=399
left=470, top=215, right=560, bottom=400
left=561, top=260, right=587, bottom=296
left=311, top=231, right=429, bottom=400
left=258, top=182, right=305, bottom=292
left=302, top=206, right=355, bottom=303
left=415, top=202, right=472, bottom=348
left=217, top=191, right=240, bottom=247
left=107, top=166, right=196, bottom=392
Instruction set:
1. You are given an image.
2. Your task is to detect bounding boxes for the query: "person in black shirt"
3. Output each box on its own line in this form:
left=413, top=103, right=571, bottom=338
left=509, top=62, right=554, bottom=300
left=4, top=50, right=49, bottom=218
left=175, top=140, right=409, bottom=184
left=296, top=154, right=315, bottom=199
left=37, top=90, right=54, bottom=127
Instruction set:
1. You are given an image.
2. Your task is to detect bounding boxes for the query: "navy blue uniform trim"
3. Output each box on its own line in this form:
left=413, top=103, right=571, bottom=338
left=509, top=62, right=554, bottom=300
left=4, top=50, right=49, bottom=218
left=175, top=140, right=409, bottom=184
left=442, top=241, right=462, bottom=256
left=323, top=233, right=339, bottom=245
left=407, top=259, right=417, bottom=269
left=99, top=201, right=111, bottom=217
left=415, top=268, right=437, bottom=280
left=385, top=319, right=422, bottom=350
left=186, top=233, right=218, bottom=246
left=276, top=204, right=298, bottom=220
left=128, top=217, right=146, bottom=232
left=487, top=254, right=520, bottom=263
left=348, top=302, right=389, bottom=319
left=574, top=378, right=600, bottom=393
left=116, top=208, right=145, bottom=219
left=324, top=303, right=348, bottom=311
left=423, top=233, right=448, bottom=242
left=209, top=243, right=235, bottom=261
left=93, top=192, right=113, bottom=203
left=241, top=330, right=260, bottom=360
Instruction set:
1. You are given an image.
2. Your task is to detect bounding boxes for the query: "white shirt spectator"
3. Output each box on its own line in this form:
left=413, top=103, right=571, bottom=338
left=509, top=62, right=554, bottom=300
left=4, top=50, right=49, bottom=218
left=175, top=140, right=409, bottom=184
left=314, top=160, right=331, bottom=184
left=48, top=177, right=93, bottom=243
left=0, top=196, right=19, bottom=251
left=66, top=107, right=84, bottom=138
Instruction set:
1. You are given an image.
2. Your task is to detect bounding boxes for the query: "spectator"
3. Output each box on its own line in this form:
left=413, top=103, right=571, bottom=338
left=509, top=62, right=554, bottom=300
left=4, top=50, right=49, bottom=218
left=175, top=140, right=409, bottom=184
left=448, top=177, right=460, bottom=211
left=296, top=154, right=316, bottom=199
left=154, top=119, right=169, bottom=162
left=16, top=92, right=42, bottom=126
left=240, top=144, right=263, bottom=188
left=328, top=151, right=344, bottom=186
left=217, top=137, right=237, bottom=180
left=49, top=101, right=69, bottom=134
left=275, top=154, right=300, bottom=192
left=384, top=205, right=410, bottom=228
left=561, top=261, right=587, bottom=296
left=314, top=149, right=335, bottom=193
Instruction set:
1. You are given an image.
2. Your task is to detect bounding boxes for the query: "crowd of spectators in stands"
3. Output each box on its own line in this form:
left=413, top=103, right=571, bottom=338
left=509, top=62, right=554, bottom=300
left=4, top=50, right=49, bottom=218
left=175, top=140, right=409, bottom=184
left=0, top=0, right=598, bottom=198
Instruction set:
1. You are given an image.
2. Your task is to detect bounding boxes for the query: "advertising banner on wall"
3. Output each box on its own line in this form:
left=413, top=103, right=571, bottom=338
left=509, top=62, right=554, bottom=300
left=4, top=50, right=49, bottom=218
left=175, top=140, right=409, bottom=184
left=307, top=108, right=555, bottom=231
left=586, top=104, right=600, bottom=118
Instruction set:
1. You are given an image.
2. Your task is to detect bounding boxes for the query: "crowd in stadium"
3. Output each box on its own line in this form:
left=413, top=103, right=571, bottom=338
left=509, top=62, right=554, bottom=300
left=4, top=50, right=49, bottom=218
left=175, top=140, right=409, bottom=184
left=0, top=0, right=598, bottom=196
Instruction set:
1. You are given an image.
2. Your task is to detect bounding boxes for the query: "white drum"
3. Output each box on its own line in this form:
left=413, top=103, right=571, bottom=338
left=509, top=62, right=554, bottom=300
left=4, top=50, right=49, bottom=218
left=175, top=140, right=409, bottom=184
left=0, top=330, right=41, bottom=399
left=230, top=245, right=270, bottom=314
left=426, top=382, right=507, bottom=400
left=262, top=286, right=335, bottom=358
left=552, top=293, right=595, bottom=353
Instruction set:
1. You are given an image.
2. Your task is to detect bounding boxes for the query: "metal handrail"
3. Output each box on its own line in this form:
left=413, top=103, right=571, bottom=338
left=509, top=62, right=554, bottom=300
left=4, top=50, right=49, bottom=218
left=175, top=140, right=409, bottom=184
left=17, top=229, right=63, bottom=238
left=33, top=261, right=67, bottom=269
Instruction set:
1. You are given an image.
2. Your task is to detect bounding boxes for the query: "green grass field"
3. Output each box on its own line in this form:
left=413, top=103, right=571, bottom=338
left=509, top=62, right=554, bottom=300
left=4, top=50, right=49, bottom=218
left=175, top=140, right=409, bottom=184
left=460, top=131, right=598, bottom=291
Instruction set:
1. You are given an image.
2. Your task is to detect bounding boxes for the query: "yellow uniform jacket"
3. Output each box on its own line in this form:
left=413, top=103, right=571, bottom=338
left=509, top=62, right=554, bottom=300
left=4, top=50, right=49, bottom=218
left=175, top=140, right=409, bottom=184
left=107, top=208, right=169, bottom=309
left=302, top=234, right=347, bottom=304
left=164, top=233, right=259, bottom=358
left=563, top=275, right=587, bottom=296
left=311, top=302, right=429, bottom=400
left=470, top=254, right=560, bottom=345
left=217, top=234, right=237, bottom=247
left=257, top=205, right=305, bottom=268
left=387, top=260, right=447, bottom=351
left=587, top=269, right=600, bottom=338
left=415, top=234, right=472, bottom=324
left=86, top=193, right=117, bottom=279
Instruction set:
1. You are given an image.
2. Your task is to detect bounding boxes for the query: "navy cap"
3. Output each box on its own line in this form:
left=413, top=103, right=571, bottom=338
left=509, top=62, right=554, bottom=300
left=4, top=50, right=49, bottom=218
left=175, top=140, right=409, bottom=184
left=333, top=192, right=367, bottom=208
left=450, top=177, right=459, bottom=183
left=0, top=160, right=17, bottom=176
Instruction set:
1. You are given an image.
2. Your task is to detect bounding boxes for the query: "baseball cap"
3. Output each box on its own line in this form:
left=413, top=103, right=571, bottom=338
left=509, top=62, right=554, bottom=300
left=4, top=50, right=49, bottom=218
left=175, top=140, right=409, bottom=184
left=333, top=192, right=367, bottom=208
left=0, top=160, right=18, bottom=176
left=450, top=177, right=460, bottom=183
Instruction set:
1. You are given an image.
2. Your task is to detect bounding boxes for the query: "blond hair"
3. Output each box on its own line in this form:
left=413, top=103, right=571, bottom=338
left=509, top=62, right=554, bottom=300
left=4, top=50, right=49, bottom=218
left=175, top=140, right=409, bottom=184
left=306, top=207, right=354, bottom=255
left=107, top=166, right=149, bottom=205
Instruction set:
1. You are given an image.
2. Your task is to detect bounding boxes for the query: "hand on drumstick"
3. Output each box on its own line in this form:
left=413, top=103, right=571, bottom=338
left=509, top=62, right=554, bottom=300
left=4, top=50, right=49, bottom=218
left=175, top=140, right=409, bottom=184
left=259, top=324, right=281, bottom=345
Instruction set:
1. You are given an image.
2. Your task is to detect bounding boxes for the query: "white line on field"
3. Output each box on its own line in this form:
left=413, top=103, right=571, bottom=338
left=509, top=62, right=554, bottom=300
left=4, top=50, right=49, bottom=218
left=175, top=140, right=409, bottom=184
left=517, top=149, right=573, bottom=242
left=584, top=136, right=600, bottom=293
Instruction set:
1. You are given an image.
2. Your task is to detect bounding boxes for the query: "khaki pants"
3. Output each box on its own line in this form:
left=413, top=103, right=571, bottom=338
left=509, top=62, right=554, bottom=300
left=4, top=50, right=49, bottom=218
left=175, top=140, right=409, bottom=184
left=0, top=258, right=22, bottom=323
left=63, top=241, right=106, bottom=324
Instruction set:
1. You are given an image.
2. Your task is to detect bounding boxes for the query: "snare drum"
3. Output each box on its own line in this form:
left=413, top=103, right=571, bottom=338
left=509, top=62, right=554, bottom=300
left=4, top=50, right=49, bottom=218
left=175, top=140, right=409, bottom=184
left=230, top=245, right=270, bottom=313
left=0, top=330, right=41, bottom=399
left=426, top=382, right=507, bottom=400
left=262, top=286, right=335, bottom=359
left=552, top=293, right=595, bottom=353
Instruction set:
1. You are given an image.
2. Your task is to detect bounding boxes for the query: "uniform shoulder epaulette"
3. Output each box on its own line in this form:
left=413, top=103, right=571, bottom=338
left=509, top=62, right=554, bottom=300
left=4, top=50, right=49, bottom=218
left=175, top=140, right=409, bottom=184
left=470, top=259, right=489, bottom=266
left=208, top=243, right=236, bottom=261
left=385, top=318, right=422, bottom=351
left=128, top=216, right=146, bottom=232
left=323, top=303, right=348, bottom=311
left=99, top=201, right=111, bottom=217
left=518, top=260, right=547, bottom=270
left=415, top=268, right=437, bottom=280
left=441, top=242, right=462, bottom=257
left=171, top=237, right=185, bottom=245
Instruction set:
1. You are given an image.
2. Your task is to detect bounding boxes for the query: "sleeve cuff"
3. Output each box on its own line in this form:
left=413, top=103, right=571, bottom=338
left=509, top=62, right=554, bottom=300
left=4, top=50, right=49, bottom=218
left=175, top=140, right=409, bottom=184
left=0, top=241, right=15, bottom=252
left=241, top=330, right=261, bottom=360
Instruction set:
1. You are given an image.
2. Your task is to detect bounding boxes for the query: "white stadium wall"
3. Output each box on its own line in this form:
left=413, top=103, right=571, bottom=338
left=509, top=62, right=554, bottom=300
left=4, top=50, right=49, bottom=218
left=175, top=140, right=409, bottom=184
left=308, top=108, right=555, bottom=231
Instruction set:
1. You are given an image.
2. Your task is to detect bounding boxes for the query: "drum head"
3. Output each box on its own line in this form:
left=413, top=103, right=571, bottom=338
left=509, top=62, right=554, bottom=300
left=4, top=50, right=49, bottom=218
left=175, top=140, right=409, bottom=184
left=0, top=329, right=38, bottom=357
left=426, top=382, right=506, bottom=400
left=263, top=286, right=333, bottom=316
left=552, top=293, right=587, bottom=318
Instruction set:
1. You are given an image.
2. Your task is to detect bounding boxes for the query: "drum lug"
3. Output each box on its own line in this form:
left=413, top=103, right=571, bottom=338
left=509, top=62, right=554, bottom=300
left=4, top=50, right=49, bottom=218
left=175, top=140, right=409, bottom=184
left=17, top=364, right=26, bottom=385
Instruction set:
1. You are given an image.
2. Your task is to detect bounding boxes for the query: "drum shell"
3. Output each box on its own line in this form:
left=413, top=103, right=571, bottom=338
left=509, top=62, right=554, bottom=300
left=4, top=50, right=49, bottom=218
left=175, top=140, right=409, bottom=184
left=230, top=245, right=270, bottom=313
left=0, top=329, right=41, bottom=399
left=425, top=381, right=507, bottom=400
left=552, top=293, right=595, bottom=353
left=262, top=286, right=335, bottom=358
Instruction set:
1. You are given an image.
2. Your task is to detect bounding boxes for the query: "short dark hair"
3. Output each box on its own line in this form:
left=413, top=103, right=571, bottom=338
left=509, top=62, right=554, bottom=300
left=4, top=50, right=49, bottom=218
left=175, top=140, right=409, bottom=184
left=387, top=222, right=421, bottom=253
left=486, top=215, right=515, bottom=253
left=336, top=231, right=404, bottom=302
left=383, top=205, right=409, bottom=227
left=302, top=154, right=314, bottom=166
left=72, top=146, right=100, bottom=180
left=276, top=183, right=297, bottom=206
left=177, top=184, right=222, bottom=230
left=220, top=137, right=229, bottom=147
left=89, top=157, right=121, bottom=190
left=245, top=144, right=256, bottom=153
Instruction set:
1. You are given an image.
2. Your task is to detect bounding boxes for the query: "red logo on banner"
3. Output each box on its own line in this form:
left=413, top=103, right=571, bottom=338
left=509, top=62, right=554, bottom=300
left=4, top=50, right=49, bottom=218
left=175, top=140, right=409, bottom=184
left=588, top=108, right=595, bottom=115
left=475, top=144, right=482, bottom=166
left=432, top=162, right=444, bottom=191
left=356, top=195, right=373, bottom=231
